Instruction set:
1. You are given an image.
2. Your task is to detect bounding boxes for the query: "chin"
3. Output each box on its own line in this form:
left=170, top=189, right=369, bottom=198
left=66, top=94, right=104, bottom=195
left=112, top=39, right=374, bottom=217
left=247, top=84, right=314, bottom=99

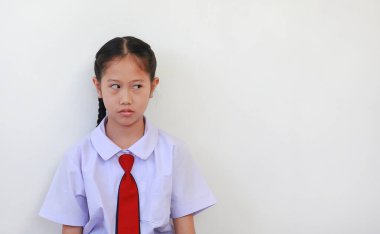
left=116, top=117, right=143, bottom=127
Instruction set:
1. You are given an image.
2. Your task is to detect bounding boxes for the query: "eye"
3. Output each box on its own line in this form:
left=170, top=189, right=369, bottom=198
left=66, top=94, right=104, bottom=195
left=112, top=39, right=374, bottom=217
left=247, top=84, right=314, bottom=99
left=111, top=84, right=120, bottom=89
left=132, top=84, right=143, bottom=89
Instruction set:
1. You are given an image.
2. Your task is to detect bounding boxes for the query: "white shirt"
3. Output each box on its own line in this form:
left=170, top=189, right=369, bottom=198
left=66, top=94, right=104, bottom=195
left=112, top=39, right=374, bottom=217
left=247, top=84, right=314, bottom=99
left=39, top=117, right=216, bottom=234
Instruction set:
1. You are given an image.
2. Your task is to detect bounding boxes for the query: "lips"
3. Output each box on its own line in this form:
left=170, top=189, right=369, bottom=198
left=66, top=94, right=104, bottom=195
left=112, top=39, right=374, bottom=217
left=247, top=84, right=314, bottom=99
left=119, top=108, right=134, bottom=117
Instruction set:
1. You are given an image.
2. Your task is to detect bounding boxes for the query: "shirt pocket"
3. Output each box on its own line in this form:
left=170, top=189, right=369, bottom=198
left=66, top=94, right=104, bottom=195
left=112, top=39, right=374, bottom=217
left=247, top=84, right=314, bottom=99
left=138, top=175, right=172, bottom=224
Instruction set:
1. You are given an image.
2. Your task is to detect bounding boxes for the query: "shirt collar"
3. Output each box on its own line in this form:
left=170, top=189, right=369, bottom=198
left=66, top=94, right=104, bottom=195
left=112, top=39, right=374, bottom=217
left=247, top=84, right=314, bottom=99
left=90, top=116, right=159, bottom=161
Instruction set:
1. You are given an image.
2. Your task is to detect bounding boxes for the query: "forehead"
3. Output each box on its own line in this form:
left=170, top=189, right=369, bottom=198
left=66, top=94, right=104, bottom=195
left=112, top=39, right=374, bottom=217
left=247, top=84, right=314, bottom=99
left=102, top=54, right=150, bottom=81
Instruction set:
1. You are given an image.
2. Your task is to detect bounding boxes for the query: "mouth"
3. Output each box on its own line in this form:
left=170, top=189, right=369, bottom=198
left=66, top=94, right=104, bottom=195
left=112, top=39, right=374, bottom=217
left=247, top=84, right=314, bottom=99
left=119, top=109, right=134, bottom=117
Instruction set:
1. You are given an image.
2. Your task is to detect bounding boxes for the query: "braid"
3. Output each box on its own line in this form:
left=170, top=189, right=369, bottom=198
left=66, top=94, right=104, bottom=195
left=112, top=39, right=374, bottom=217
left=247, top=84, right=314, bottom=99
left=97, top=98, right=106, bottom=126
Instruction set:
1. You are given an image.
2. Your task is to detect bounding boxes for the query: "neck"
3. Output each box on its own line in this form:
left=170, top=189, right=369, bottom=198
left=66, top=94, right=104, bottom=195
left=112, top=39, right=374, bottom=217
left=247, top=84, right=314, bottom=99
left=105, top=117, right=145, bottom=149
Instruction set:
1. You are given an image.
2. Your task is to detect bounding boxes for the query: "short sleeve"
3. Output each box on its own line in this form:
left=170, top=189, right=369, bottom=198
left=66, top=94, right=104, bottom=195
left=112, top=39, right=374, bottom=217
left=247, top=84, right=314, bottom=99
left=39, top=150, right=89, bottom=226
left=170, top=141, right=216, bottom=218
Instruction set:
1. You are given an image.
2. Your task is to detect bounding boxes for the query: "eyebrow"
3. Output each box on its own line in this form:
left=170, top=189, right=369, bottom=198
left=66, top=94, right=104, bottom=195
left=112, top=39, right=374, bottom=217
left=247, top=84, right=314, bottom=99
left=106, top=79, right=145, bottom=83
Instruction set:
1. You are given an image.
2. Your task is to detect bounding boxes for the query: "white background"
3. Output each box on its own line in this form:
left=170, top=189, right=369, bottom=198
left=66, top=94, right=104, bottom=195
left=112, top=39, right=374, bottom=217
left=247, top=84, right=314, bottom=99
left=1, top=0, right=379, bottom=233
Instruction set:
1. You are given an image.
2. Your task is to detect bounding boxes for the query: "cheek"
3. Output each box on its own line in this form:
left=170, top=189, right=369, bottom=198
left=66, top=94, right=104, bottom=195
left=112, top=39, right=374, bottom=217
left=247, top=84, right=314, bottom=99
left=101, top=93, right=114, bottom=108
left=137, top=91, right=151, bottom=103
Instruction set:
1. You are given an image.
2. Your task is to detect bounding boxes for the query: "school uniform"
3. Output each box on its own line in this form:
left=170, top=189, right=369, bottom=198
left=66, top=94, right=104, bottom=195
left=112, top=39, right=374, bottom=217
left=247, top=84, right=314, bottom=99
left=39, top=116, right=216, bottom=234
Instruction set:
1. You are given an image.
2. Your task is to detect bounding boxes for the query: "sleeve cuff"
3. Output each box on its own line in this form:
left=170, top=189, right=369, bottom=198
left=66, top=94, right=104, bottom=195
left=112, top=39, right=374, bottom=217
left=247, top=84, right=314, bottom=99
left=171, top=194, right=217, bottom=219
left=38, top=207, right=87, bottom=227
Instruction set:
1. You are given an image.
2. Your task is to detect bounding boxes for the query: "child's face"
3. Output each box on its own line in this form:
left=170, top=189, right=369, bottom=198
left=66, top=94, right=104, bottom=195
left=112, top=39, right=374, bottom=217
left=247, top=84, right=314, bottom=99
left=92, top=54, right=159, bottom=128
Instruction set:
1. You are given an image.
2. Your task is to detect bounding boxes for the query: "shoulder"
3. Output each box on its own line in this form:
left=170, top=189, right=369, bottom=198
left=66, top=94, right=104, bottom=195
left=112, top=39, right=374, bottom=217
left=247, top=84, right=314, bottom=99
left=155, top=128, right=193, bottom=163
left=60, top=133, right=93, bottom=166
left=156, top=128, right=189, bottom=151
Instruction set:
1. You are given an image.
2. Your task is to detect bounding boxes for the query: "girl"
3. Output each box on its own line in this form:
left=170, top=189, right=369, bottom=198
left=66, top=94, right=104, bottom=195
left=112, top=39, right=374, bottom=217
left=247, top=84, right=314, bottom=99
left=39, top=36, right=216, bottom=234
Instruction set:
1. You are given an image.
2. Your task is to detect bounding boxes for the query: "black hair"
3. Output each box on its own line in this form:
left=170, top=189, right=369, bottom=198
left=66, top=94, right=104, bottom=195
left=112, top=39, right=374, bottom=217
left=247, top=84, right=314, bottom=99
left=94, top=36, right=157, bottom=126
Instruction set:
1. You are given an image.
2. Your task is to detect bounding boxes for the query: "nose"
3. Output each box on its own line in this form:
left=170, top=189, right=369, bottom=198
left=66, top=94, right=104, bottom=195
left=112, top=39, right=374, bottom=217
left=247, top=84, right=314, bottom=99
left=120, top=89, right=132, bottom=105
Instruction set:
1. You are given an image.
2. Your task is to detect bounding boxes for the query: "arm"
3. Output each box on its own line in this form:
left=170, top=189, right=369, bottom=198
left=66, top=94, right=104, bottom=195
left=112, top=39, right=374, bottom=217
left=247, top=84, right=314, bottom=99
left=173, top=214, right=196, bottom=234
left=62, top=225, right=83, bottom=234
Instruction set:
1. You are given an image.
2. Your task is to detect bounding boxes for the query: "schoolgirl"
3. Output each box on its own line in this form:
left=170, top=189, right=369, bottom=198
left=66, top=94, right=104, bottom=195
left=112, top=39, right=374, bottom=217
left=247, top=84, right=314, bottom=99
left=39, top=36, right=216, bottom=234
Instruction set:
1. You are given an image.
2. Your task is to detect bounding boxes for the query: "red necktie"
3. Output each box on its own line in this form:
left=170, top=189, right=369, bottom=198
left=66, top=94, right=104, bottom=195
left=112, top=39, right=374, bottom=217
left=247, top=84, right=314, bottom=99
left=116, top=154, right=140, bottom=234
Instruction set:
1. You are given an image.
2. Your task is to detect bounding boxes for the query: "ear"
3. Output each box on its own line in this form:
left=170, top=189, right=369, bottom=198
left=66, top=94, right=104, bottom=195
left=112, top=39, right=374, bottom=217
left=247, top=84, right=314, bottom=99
left=150, top=77, right=160, bottom=98
left=92, top=76, right=102, bottom=98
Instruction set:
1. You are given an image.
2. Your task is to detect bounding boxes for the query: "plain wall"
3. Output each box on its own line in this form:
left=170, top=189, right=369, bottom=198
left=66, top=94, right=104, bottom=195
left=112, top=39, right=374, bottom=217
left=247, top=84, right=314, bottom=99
left=1, top=0, right=379, bottom=233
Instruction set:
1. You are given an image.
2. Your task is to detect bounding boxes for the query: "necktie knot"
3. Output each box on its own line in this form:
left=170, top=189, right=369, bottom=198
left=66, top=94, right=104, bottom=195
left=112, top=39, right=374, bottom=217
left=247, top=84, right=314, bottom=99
left=119, top=154, right=134, bottom=173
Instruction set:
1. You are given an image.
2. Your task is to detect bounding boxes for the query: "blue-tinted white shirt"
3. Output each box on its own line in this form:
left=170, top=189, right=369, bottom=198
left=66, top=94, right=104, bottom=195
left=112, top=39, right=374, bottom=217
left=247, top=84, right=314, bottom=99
left=39, top=117, right=216, bottom=234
